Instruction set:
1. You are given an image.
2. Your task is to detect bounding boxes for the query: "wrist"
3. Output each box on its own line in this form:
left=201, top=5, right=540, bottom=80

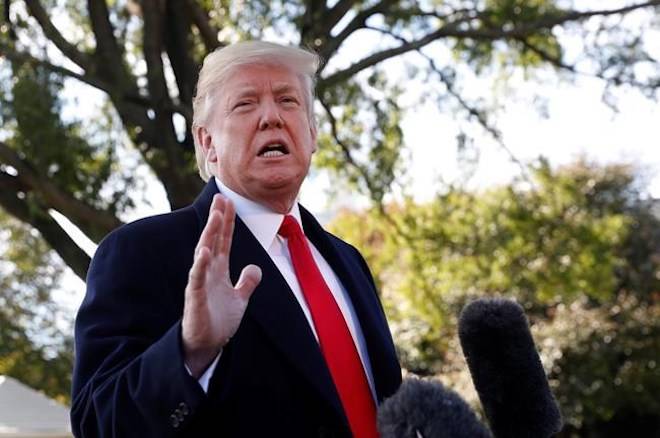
left=183, top=346, right=221, bottom=378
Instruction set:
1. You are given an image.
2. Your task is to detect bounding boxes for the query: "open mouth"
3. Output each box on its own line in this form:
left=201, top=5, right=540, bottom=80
left=258, top=142, right=289, bottom=158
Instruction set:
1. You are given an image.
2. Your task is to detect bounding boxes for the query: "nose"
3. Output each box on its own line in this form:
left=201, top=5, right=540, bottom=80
left=258, top=100, right=284, bottom=130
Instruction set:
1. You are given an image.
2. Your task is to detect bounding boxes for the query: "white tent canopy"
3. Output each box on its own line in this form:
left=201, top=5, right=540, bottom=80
left=0, top=376, right=71, bottom=438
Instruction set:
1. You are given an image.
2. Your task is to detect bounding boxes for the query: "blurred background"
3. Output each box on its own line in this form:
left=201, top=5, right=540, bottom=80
left=0, top=1, right=658, bottom=437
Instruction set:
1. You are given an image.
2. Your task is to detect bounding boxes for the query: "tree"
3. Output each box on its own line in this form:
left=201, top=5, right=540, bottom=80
left=0, top=209, right=74, bottom=403
left=1, top=0, right=659, bottom=406
left=0, top=0, right=659, bottom=281
left=329, top=160, right=660, bottom=434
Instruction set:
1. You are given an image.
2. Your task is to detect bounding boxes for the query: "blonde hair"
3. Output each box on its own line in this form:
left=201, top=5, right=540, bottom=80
left=192, top=41, right=320, bottom=181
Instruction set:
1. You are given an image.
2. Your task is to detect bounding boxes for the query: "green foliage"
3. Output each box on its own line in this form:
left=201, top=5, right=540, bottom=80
left=0, top=0, right=657, bottom=422
left=316, top=70, right=405, bottom=203
left=330, top=159, right=660, bottom=432
left=453, top=0, right=563, bottom=71
left=332, top=160, right=633, bottom=329
left=0, top=211, right=73, bottom=404
left=4, top=63, right=130, bottom=214
left=537, top=295, right=660, bottom=436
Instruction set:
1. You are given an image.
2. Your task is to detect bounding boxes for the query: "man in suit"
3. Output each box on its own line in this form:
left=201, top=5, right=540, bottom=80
left=71, top=41, right=401, bottom=437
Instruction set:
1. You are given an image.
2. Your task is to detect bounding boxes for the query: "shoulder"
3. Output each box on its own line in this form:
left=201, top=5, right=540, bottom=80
left=99, top=206, right=198, bottom=250
left=325, top=231, right=362, bottom=258
left=89, top=206, right=199, bottom=278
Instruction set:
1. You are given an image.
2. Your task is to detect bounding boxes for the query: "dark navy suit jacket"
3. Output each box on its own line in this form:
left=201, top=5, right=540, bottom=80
left=71, top=180, right=402, bottom=437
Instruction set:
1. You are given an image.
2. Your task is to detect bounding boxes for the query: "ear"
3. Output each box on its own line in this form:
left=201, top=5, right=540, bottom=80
left=195, top=126, right=217, bottom=163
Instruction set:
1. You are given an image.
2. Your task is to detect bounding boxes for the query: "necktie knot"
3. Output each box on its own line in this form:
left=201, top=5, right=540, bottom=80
left=278, top=215, right=303, bottom=240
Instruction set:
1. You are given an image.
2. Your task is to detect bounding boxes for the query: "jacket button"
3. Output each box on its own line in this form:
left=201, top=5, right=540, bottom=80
left=170, top=414, right=180, bottom=428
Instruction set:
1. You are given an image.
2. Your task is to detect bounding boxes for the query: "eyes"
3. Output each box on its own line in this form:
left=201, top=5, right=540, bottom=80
left=231, top=95, right=300, bottom=111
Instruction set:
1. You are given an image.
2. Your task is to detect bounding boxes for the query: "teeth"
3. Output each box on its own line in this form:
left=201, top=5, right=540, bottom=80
left=262, top=150, right=285, bottom=158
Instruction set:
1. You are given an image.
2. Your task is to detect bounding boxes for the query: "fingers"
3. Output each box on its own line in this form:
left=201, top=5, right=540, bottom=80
left=188, top=246, right=211, bottom=290
left=235, top=264, right=262, bottom=299
left=214, top=197, right=235, bottom=257
left=195, top=195, right=224, bottom=257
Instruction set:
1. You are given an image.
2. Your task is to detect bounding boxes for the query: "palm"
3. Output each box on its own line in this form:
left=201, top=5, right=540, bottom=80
left=182, top=195, right=262, bottom=376
left=204, top=256, right=250, bottom=344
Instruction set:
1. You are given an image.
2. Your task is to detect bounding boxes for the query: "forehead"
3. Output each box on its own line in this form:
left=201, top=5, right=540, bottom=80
left=222, top=63, right=305, bottom=94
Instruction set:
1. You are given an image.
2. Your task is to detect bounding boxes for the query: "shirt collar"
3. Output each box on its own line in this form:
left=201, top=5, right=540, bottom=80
left=214, top=177, right=302, bottom=250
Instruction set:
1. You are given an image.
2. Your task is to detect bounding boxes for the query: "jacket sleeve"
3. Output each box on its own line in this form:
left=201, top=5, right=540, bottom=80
left=70, top=227, right=206, bottom=437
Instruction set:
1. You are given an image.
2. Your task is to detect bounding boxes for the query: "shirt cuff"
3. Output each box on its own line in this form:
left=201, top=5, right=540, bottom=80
left=184, top=351, right=222, bottom=393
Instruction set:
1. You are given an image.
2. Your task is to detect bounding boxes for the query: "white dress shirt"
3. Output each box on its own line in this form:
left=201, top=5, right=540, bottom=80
left=191, top=178, right=376, bottom=399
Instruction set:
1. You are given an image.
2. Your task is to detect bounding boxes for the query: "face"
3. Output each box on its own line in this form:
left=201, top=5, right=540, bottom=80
left=197, top=63, right=317, bottom=213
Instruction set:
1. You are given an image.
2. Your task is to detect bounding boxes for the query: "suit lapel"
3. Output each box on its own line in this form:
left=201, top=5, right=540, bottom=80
left=300, top=205, right=401, bottom=403
left=192, top=181, right=347, bottom=424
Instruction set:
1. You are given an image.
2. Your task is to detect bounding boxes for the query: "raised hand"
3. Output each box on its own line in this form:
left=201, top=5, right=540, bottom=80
left=182, top=194, right=262, bottom=377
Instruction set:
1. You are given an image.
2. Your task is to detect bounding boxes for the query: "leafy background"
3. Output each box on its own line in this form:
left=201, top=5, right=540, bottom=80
left=1, top=1, right=659, bottom=436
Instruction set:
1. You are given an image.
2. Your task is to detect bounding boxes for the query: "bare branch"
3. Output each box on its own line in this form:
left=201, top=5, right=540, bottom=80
left=24, top=0, right=92, bottom=69
left=320, top=1, right=660, bottom=89
left=320, top=27, right=444, bottom=89
left=422, top=54, right=531, bottom=180
left=358, top=24, right=530, bottom=180
left=185, top=0, right=222, bottom=52
left=518, top=37, right=658, bottom=93
left=0, top=172, right=90, bottom=280
left=0, top=141, right=123, bottom=240
left=141, top=0, right=171, bottom=110
left=0, top=41, right=111, bottom=91
left=319, top=0, right=397, bottom=67
left=87, top=0, right=131, bottom=85
left=323, top=0, right=357, bottom=33
left=317, top=97, right=377, bottom=193
left=87, top=0, right=122, bottom=58
left=521, top=1, right=660, bottom=29
left=318, top=96, right=410, bottom=238
left=163, top=0, right=198, bottom=108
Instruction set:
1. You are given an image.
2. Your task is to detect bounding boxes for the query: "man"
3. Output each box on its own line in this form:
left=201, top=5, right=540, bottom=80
left=71, top=41, right=401, bottom=437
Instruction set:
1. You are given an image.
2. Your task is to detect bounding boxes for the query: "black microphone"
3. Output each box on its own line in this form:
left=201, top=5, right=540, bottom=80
left=378, top=377, right=491, bottom=438
left=458, top=298, right=562, bottom=438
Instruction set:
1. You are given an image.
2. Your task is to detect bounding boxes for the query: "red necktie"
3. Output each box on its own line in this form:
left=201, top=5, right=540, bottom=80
left=278, top=215, right=378, bottom=438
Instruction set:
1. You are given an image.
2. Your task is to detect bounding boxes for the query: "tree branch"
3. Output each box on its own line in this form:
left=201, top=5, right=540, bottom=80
left=87, top=0, right=128, bottom=78
left=141, top=0, right=172, bottom=113
left=318, top=97, right=411, bottom=239
left=317, top=95, right=397, bottom=205
left=318, top=0, right=397, bottom=67
left=359, top=24, right=531, bottom=180
left=519, top=1, right=660, bottom=30
left=517, top=37, right=658, bottom=92
left=0, top=41, right=111, bottom=91
left=0, top=141, right=122, bottom=241
left=425, top=55, right=530, bottom=180
left=299, top=0, right=328, bottom=47
left=320, top=27, right=444, bottom=89
left=24, top=0, right=92, bottom=69
left=319, top=1, right=660, bottom=89
left=185, top=0, right=221, bottom=52
left=323, top=0, right=358, bottom=34
left=163, top=0, right=198, bottom=111
left=0, top=172, right=90, bottom=280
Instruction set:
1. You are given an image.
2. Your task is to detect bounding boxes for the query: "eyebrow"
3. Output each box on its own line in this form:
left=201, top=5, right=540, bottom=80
left=272, top=83, right=299, bottom=95
left=231, top=87, right=258, bottom=100
left=226, top=82, right=301, bottom=105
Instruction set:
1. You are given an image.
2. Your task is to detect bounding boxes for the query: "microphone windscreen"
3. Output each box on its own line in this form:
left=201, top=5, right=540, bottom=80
left=458, top=298, right=562, bottom=438
left=378, top=377, right=491, bottom=438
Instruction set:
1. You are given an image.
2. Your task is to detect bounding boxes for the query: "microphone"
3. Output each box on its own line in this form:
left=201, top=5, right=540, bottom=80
left=377, top=377, right=491, bottom=438
left=458, top=298, right=562, bottom=438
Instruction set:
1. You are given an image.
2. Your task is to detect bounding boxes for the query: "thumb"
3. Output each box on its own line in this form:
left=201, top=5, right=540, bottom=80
left=235, top=264, right=262, bottom=299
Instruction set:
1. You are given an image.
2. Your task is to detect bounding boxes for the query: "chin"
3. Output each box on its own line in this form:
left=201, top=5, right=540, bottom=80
left=259, top=172, right=305, bottom=190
